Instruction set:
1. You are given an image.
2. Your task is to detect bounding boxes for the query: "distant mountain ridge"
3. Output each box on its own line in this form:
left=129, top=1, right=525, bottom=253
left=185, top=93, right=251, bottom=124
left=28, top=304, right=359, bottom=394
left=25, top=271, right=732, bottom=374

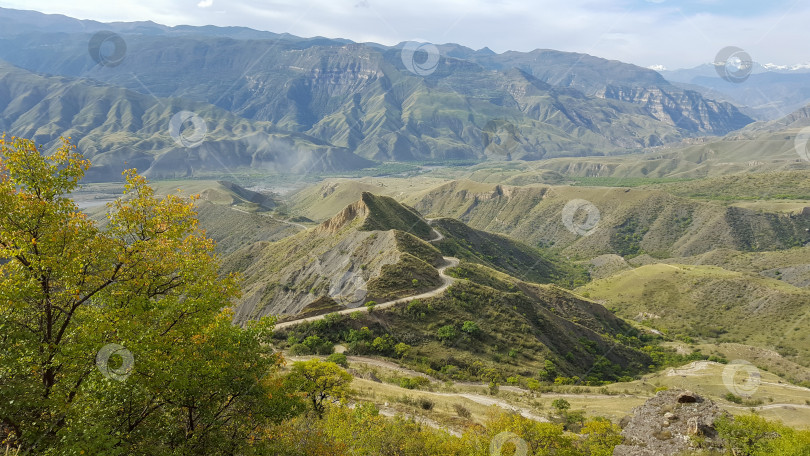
left=0, top=7, right=756, bottom=180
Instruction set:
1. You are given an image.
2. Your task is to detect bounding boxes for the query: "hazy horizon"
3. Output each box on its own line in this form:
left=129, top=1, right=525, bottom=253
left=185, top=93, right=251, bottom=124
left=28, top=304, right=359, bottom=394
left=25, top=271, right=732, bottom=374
left=1, top=0, right=807, bottom=70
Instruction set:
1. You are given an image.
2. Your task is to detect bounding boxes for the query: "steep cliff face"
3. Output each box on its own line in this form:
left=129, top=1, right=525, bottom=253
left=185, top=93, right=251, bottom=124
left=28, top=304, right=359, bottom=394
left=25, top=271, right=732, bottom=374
left=599, top=85, right=753, bottom=135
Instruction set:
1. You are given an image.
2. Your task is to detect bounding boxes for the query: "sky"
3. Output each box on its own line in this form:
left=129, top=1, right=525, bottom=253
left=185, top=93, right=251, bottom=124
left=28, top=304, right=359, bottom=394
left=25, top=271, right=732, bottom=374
left=1, top=0, right=808, bottom=69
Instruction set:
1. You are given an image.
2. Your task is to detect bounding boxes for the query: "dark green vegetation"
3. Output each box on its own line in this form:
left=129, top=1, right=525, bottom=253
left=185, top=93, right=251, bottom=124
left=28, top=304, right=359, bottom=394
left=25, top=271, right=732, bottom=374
left=430, top=217, right=588, bottom=287
left=648, top=170, right=810, bottom=201
left=277, top=261, right=699, bottom=386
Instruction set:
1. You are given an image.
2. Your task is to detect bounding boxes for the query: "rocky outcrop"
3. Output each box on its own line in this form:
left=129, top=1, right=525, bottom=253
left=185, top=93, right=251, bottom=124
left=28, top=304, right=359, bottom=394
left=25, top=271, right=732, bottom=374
left=614, top=389, right=727, bottom=456
left=600, top=85, right=753, bottom=135
left=315, top=199, right=369, bottom=234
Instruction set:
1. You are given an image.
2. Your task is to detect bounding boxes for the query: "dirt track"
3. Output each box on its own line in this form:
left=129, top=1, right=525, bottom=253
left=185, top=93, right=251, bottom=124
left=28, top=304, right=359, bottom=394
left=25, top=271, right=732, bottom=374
left=275, top=227, right=458, bottom=330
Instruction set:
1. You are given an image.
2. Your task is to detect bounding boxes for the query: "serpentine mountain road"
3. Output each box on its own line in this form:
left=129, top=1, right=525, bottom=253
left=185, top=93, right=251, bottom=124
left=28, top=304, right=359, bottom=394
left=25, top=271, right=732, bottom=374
left=275, top=225, right=457, bottom=330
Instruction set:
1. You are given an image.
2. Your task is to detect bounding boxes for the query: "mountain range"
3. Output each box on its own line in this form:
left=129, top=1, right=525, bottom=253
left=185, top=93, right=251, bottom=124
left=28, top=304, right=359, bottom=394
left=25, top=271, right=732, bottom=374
left=0, top=7, right=755, bottom=181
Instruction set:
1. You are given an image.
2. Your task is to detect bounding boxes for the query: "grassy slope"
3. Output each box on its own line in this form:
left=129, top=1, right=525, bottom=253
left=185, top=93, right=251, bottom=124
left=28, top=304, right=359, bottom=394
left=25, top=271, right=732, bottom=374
left=358, top=192, right=433, bottom=240
left=406, top=180, right=810, bottom=260
left=577, top=264, right=810, bottom=365
left=277, top=262, right=654, bottom=384
left=431, top=217, right=588, bottom=287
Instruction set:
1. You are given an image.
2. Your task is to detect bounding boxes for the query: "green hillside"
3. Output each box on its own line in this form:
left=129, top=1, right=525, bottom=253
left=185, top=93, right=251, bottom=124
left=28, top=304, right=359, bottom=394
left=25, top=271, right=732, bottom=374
left=407, top=180, right=810, bottom=259
left=430, top=217, right=588, bottom=287
left=577, top=264, right=810, bottom=365
left=276, top=262, right=660, bottom=385
left=358, top=192, right=433, bottom=240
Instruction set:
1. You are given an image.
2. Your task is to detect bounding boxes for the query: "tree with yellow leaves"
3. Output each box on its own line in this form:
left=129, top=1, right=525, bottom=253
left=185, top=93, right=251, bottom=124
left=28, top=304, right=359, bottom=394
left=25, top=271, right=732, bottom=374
left=0, top=136, right=303, bottom=455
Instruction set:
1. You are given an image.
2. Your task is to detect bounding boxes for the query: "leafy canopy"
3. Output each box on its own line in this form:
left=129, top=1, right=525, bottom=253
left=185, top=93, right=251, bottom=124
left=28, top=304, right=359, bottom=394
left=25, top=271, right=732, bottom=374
left=0, top=136, right=302, bottom=455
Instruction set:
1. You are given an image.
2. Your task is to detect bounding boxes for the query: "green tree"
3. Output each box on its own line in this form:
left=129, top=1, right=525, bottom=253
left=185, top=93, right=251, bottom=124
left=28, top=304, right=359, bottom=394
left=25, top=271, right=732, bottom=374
left=394, top=342, right=411, bottom=358
left=460, top=320, right=481, bottom=337
left=285, top=359, right=352, bottom=418
left=580, top=418, right=623, bottom=455
left=437, top=325, right=457, bottom=343
left=370, top=334, right=396, bottom=355
left=0, top=137, right=302, bottom=455
left=552, top=398, right=571, bottom=412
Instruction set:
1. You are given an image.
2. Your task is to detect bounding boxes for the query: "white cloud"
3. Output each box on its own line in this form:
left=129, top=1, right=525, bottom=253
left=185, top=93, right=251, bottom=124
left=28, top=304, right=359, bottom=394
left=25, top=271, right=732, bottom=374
left=3, top=0, right=810, bottom=69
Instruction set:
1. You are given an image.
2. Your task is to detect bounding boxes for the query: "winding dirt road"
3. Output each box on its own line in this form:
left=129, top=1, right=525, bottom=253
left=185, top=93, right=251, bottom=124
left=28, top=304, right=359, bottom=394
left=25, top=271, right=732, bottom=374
left=275, top=226, right=458, bottom=330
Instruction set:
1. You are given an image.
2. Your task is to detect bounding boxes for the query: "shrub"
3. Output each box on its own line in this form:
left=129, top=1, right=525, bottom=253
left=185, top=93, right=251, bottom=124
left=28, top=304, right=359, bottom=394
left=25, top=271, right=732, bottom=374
left=552, top=399, right=571, bottom=412
left=453, top=403, right=471, bottom=418
left=461, top=320, right=480, bottom=336
left=371, top=334, right=396, bottom=355
left=437, top=325, right=457, bottom=343
left=394, top=342, right=411, bottom=358
left=289, top=343, right=311, bottom=356
left=327, top=353, right=348, bottom=367
left=399, top=376, right=431, bottom=390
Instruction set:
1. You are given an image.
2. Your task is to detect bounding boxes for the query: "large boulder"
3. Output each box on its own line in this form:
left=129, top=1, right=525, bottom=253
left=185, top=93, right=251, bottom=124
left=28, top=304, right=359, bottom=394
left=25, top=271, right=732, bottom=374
left=613, top=389, right=727, bottom=456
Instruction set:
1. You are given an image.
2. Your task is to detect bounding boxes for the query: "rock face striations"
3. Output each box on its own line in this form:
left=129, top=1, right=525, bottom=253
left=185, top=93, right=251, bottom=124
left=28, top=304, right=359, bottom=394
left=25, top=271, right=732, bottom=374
left=0, top=11, right=756, bottom=179
left=222, top=193, right=444, bottom=323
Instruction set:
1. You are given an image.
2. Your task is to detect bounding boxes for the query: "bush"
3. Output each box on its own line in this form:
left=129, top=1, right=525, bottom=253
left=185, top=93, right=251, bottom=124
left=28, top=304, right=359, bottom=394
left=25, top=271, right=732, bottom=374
left=437, top=325, right=457, bottom=343
left=418, top=398, right=434, bottom=410
left=371, top=334, right=396, bottom=355
left=399, top=376, right=431, bottom=390
left=461, top=320, right=480, bottom=336
left=394, top=342, right=411, bottom=358
left=327, top=353, right=348, bottom=367
left=552, top=399, right=571, bottom=412
left=453, top=403, right=471, bottom=418
left=302, top=335, right=334, bottom=355
left=289, top=343, right=311, bottom=356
